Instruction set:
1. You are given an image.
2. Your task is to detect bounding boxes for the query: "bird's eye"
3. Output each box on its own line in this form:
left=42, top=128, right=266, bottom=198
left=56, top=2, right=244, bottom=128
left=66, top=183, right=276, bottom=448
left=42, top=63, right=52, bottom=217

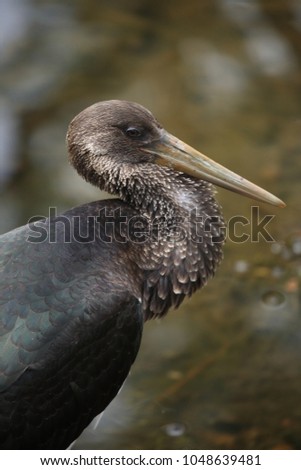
left=125, top=127, right=143, bottom=138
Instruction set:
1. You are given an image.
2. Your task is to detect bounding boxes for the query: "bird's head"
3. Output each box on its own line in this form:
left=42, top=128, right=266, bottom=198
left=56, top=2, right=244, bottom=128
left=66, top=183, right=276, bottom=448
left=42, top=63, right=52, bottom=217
left=67, top=99, right=285, bottom=208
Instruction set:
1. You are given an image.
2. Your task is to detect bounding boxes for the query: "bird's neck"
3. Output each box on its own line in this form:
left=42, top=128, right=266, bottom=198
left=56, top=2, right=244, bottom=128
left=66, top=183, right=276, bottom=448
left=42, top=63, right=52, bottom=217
left=106, top=164, right=225, bottom=319
left=74, top=158, right=225, bottom=319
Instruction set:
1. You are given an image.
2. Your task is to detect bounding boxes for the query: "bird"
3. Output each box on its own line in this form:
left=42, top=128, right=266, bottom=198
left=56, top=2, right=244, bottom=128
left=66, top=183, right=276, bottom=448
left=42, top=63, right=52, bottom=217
left=0, top=100, right=284, bottom=449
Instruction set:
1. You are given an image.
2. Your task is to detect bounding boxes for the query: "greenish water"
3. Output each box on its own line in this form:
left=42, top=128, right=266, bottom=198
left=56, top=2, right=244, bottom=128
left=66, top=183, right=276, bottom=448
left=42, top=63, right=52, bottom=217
left=1, top=0, right=300, bottom=449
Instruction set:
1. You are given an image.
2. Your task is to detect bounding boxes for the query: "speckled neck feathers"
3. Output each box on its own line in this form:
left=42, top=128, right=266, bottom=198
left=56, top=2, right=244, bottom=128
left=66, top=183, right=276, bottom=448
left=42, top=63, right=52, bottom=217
left=121, top=166, right=225, bottom=319
left=67, top=100, right=225, bottom=319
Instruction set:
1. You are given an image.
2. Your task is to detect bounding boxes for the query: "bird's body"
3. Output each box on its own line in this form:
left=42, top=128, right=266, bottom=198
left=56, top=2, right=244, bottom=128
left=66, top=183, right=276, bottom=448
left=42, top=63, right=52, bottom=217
left=0, top=100, right=283, bottom=449
left=0, top=202, right=143, bottom=449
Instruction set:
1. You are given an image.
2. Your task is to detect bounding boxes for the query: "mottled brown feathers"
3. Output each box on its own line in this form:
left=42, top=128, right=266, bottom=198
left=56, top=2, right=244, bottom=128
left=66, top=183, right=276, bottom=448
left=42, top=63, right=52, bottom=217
left=67, top=100, right=225, bottom=319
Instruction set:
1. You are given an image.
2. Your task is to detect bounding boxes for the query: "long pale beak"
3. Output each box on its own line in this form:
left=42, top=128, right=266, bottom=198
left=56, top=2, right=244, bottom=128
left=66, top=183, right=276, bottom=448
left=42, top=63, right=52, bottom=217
left=142, top=131, right=285, bottom=207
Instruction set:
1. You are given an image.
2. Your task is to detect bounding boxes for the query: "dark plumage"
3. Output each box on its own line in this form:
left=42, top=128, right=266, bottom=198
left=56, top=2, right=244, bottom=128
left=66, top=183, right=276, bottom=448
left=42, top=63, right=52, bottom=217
left=0, top=100, right=284, bottom=449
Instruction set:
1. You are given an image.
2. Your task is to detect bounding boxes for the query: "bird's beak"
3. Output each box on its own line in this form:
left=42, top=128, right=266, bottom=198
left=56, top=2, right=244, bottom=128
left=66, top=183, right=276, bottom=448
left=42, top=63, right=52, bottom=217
left=142, top=131, right=285, bottom=208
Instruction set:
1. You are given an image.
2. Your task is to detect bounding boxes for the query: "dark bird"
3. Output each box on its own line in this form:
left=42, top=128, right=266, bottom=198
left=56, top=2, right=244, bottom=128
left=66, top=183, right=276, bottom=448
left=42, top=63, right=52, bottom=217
left=0, top=100, right=284, bottom=449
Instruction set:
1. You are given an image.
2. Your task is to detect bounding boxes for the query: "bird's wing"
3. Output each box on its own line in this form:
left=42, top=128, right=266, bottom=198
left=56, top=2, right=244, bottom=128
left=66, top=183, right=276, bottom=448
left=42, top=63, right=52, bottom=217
left=0, top=223, right=142, bottom=393
left=0, top=225, right=79, bottom=390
